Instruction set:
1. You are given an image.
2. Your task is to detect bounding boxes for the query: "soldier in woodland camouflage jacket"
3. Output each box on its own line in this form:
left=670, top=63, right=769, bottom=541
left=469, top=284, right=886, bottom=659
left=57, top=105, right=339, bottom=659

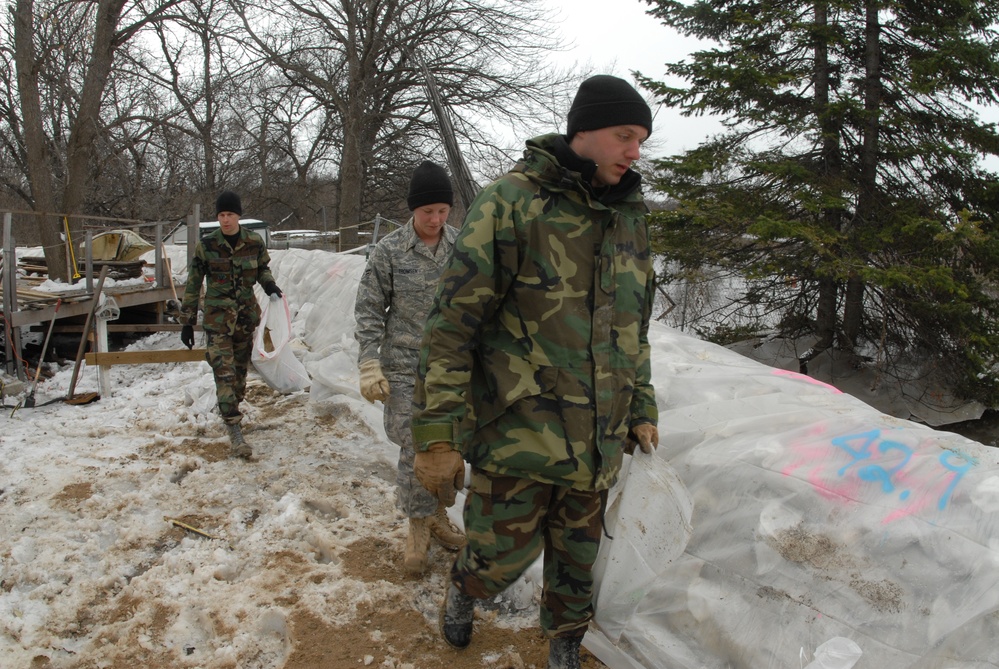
left=181, top=191, right=281, bottom=458
left=411, top=76, right=661, bottom=667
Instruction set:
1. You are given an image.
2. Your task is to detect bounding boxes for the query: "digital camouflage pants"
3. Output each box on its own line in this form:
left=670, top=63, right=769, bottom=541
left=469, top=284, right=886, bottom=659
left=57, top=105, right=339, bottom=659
left=384, top=376, right=438, bottom=518
left=205, top=322, right=254, bottom=424
left=452, top=469, right=603, bottom=638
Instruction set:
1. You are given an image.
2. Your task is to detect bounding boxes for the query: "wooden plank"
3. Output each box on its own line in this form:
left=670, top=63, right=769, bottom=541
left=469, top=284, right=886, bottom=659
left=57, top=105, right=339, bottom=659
left=69, top=267, right=109, bottom=398
left=85, top=349, right=207, bottom=365
left=8, top=284, right=182, bottom=327
left=17, top=287, right=84, bottom=300
left=54, top=323, right=197, bottom=333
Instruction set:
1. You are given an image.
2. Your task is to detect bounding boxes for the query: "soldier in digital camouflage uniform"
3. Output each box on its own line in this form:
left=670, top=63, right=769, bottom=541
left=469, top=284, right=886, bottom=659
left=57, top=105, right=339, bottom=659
left=181, top=190, right=282, bottom=459
left=411, top=76, right=660, bottom=669
left=354, top=161, right=466, bottom=575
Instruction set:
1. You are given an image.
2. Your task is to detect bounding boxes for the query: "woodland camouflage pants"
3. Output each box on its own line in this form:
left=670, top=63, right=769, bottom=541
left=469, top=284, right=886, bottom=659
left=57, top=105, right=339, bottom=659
left=451, top=469, right=603, bottom=637
left=205, top=323, right=254, bottom=424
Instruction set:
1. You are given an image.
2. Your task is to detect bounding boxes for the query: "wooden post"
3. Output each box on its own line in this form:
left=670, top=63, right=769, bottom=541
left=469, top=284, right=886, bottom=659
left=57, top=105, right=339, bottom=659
left=68, top=265, right=110, bottom=399
left=96, top=308, right=111, bottom=398
left=84, top=230, right=94, bottom=294
left=155, top=221, right=164, bottom=289
left=187, top=205, right=199, bottom=271
left=2, top=212, right=21, bottom=378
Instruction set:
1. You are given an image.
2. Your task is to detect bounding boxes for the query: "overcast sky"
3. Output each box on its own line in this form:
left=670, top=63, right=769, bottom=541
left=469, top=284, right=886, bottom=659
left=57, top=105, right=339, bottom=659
left=541, top=0, right=724, bottom=160
left=543, top=0, right=683, bottom=80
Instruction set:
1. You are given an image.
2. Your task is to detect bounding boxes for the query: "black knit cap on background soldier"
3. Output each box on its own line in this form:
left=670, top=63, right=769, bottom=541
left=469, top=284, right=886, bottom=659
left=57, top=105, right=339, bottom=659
left=354, top=161, right=466, bottom=576
left=180, top=191, right=282, bottom=458
left=411, top=74, right=659, bottom=669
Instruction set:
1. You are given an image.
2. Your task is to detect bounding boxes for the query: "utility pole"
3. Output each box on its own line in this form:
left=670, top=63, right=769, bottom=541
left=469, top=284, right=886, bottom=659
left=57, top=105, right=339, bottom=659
left=408, top=49, right=480, bottom=211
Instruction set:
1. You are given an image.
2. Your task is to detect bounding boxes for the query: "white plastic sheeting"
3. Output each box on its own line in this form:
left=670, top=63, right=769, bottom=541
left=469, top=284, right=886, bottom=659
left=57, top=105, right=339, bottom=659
left=586, top=323, right=999, bottom=669
left=592, top=449, right=694, bottom=642
left=269, top=249, right=999, bottom=668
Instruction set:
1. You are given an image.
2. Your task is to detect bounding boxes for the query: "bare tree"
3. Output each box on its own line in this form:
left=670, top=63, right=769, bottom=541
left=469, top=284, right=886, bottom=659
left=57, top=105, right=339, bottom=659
left=229, top=72, right=342, bottom=226
left=144, top=0, right=257, bottom=197
left=11, top=0, right=180, bottom=280
left=231, top=0, right=571, bottom=247
left=0, top=0, right=577, bottom=264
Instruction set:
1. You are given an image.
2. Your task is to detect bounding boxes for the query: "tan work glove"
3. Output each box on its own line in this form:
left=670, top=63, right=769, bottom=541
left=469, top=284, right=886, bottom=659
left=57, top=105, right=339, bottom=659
left=358, top=359, right=390, bottom=403
left=631, top=423, right=659, bottom=454
left=415, top=442, right=465, bottom=506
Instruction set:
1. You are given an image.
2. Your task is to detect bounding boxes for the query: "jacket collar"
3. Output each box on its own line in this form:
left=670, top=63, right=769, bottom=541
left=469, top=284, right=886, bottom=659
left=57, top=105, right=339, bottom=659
left=520, top=134, right=644, bottom=207
left=208, top=225, right=246, bottom=251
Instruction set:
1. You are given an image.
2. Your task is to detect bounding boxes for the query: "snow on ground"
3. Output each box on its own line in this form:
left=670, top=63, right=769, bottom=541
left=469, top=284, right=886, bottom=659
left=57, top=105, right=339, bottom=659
left=2, top=247, right=998, bottom=669
left=0, top=249, right=545, bottom=669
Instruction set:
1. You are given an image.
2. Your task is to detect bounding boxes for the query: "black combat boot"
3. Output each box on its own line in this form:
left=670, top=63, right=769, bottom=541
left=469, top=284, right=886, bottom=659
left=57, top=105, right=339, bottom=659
left=548, top=633, right=584, bottom=669
left=439, top=582, right=475, bottom=649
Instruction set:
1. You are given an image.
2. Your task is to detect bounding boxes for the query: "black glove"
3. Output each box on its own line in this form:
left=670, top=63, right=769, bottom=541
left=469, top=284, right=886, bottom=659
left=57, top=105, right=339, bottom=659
left=181, top=325, right=194, bottom=349
left=264, top=282, right=283, bottom=298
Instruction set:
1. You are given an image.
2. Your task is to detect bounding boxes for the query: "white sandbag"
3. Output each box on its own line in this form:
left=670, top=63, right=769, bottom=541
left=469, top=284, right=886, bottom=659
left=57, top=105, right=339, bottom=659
left=251, top=294, right=310, bottom=393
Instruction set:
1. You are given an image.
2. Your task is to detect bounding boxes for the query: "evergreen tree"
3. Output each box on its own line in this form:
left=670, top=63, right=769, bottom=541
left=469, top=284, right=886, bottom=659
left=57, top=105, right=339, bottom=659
left=643, top=0, right=999, bottom=406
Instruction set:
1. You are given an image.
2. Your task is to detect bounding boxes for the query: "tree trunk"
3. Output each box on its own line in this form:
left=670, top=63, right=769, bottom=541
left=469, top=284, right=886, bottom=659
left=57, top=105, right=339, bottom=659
left=842, top=275, right=865, bottom=349
left=60, top=0, right=128, bottom=275
left=13, top=0, right=64, bottom=279
left=843, top=0, right=883, bottom=349
left=338, top=109, right=364, bottom=250
left=336, top=37, right=367, bottom=251
left=803, top=1, right=842, bottom=369
left=14, top=0, right=127, bottom=282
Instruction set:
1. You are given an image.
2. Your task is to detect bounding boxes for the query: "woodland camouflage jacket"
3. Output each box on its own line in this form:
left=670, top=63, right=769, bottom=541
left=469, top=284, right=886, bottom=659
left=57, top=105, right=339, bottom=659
left=412, top=133, right=658, bottom=491
left=181, top=226, right=275, bottom=334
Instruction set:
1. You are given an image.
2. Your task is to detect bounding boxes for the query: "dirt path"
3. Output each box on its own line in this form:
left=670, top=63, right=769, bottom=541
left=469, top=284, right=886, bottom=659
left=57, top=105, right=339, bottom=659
left=21, top=382, right=607, bottom=669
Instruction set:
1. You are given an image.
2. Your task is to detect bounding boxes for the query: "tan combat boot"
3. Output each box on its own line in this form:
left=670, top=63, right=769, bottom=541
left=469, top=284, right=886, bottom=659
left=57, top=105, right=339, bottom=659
left=225, top=422, right=253, bottom=459
left=430, top=504, right=466, bottom=552
left=404, top=516, right=432, bottom=575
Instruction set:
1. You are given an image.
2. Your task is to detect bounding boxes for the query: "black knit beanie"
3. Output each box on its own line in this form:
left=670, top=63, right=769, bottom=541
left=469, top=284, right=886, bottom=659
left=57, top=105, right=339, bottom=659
left=407, top=161, right=454, bottom=210
left=566, top=75, right=653, bottom=139
left=216, top=190, right=243, bottom=216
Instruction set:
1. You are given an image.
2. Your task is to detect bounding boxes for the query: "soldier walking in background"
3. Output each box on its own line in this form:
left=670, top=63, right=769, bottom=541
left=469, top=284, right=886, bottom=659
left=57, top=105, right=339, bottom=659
left=354, top=161, right=466, bottom=575
left=411, top=75, right=660, bottom=669
left=181, top=190, right=283, bottom=459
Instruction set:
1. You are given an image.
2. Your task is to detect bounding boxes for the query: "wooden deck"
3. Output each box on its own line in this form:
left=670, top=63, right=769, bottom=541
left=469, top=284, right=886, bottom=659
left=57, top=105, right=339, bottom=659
left=9, top=283, right=182, bottom=328
left=2, top=212, right=200, bottom=380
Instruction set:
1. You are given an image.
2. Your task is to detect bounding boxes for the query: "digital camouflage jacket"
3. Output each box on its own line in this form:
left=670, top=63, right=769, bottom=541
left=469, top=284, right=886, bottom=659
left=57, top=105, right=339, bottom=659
left=181, top=226, right=275, bottom=335
left=354, top=219, right=459, bottom=379
left=412, top=133, right=658, bottom=492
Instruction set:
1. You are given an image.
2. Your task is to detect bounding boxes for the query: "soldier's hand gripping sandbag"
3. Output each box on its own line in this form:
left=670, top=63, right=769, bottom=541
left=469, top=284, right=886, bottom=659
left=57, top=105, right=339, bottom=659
left=415, top=442, right=464, bottom=506
left=630, top=423, right=660, bottom=454
left=263, top=282, right=283, bottom=299
left=358, top=359, right=390, bottom=403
